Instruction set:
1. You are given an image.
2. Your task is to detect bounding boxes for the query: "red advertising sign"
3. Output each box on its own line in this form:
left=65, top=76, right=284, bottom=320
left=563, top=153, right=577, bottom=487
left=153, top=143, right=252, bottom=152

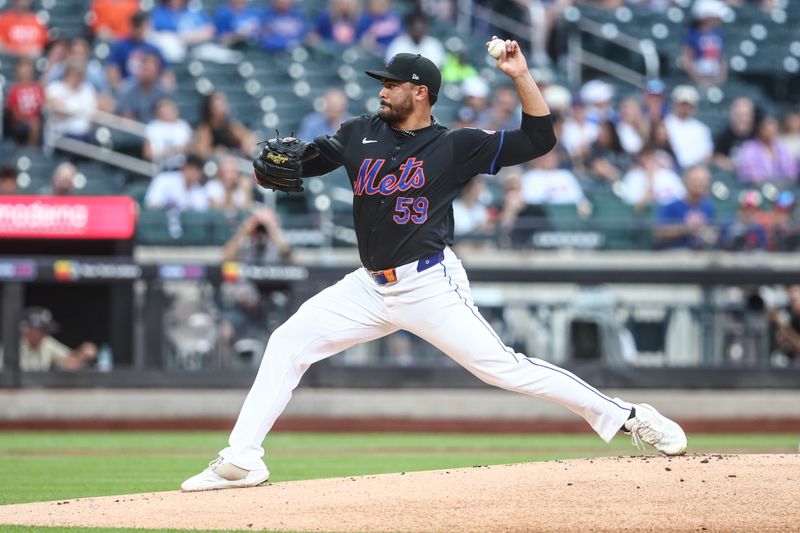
left=0, top=196, right=136, bottom=240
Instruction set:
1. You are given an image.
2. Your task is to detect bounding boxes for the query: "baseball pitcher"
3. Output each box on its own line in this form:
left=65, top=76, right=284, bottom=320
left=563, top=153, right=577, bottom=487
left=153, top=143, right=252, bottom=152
left=182, top=39, right=687, bottom=491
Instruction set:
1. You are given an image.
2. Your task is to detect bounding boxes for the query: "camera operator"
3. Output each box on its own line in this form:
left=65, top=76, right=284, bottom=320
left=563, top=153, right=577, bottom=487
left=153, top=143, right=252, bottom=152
left=769, top=285, right=800, bottom=365
left=217, top=207, right=292, bottom=367
left=222, top=208, right=291, bottom=264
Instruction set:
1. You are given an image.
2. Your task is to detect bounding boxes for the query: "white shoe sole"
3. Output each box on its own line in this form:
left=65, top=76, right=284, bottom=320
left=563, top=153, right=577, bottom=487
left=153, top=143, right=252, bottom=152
left=181, top=469, right=269, bottom=492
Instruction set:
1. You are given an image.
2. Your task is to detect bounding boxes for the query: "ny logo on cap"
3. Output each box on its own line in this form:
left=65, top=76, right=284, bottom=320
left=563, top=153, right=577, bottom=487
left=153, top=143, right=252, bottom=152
left=412, top=73, right=419, bottom=80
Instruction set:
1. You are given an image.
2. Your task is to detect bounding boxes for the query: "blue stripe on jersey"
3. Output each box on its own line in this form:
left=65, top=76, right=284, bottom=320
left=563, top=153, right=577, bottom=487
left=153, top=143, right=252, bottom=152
left=489, top=130, right=505, bottom=174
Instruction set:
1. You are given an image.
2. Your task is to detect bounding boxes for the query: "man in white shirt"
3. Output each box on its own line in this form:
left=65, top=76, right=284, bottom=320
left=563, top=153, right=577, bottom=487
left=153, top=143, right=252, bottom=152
left=0, top=307, right=97, bottom=372
left=45, top=60, right=97, bottom=144
left=663, top=85, right=713, bottom=168
left=521, top=150, right=585, bottom=205
left=145, top=154, right=210, bottom=212
left=144, top=98, right=192, bottom=171
left=622, top=147, right=686, bottom=211
left=384, top=10, right=445, bottom=68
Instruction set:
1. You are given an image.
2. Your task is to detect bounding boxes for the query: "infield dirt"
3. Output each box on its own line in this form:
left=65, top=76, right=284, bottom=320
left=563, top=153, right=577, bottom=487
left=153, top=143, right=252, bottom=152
left=0, top=453, right=796, bottom=532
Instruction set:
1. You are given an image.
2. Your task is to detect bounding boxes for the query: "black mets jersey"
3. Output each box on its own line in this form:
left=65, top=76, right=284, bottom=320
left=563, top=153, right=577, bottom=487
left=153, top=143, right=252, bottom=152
left=303, top=112, right=556, bottom=271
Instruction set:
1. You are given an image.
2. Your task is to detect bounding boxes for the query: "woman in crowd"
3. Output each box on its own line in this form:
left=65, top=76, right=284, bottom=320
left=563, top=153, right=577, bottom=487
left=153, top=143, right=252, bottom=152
left=194, top=91, right=257, bottom=159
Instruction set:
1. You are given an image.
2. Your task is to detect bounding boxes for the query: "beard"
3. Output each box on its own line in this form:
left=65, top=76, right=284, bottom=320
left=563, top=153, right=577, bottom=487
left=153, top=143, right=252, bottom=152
left=378, top=95, right=414, bottom=124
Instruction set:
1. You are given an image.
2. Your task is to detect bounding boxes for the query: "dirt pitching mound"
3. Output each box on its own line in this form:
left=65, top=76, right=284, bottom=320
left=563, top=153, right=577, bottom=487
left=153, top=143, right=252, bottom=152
left=0, top=454, right=797, bottom=532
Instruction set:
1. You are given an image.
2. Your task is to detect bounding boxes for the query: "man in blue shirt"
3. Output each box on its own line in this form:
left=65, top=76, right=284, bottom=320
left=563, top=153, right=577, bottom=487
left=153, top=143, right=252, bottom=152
left=653, top=165, right=716, bottom=249
left=259, top=0, right=309, bottom=52
left=214, top=0, right=262, bottom=47
left=106, top=11, right=174, bottom=91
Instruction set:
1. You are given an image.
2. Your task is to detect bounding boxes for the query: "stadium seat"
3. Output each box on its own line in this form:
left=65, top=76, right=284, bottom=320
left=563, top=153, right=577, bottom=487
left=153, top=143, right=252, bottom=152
left=590, top=193, right=648, bottom=250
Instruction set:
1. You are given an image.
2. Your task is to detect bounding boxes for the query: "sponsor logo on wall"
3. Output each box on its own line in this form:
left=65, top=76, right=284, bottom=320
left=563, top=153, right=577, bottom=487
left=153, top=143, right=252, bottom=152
left=53, top=260, right=142, bottom=281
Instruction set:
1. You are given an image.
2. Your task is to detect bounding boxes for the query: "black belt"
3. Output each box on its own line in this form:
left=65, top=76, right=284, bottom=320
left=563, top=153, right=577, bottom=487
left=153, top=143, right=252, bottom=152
left=368, top=251, right=445, bottom=285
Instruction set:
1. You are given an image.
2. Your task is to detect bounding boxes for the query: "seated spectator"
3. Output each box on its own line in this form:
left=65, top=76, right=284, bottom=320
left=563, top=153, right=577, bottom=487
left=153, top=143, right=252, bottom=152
left=682, top=0, right=730, bottom=86
left=457, top=77, right=490, bottom=127
left=579, top=79, right=616, bottom=125
left=44, top=61, right=98, bottom=145
left=0, top=0, right=48, bottom=57
left=106, top=11, right=174, bottom=92
left=642, top=79, right=668, bottom=123
left=521, top=150, right=585, bottom=205
left=779, top=108, right=800, bottom=161
left=586, top=120, right=631, bottom=182
left=0, top=307, right=97, bottom=372
left=145, top=154, right=210, bottom=212
left=194, top=91, right=257, bottom=158
left=561, top=96, right=598, bottom=168
left=664, top=85, right=713, bottom=169
left=42, top=37, right=114, bottom=112
left=205, top=154, right=254, bottom=215
left=543, top=84, right=572, bottom=117
left=736, top=115, right=798, bottom=184
left=214, top=0, right=262, bottom=48
left=115, top=49, right=173, bottom=123
left=496, top=168, right=550, bottom=249
left=312, top=0, right=360, bottom=47
left=41, top=37, right=67, bottom=83
left=475, top=85, right=519, bottom=132
left=616, top=97, right=647, bottom=155
left=717, top=189, right=768, bottom=251
left=758, top=191, right=800, bottom=251
left=144, top=98, right=192, bottom=171
left=357, top=0, right=402, bottom=52
left=385, top=10, right=445, bottom=68
left=551, top=114, right=573, bottom=169
left=150, top=0, right=215, bottom=62
left=647, top=119, right=678, bottom=171
left=42, top=162, right=78, bottom=196
left=88, top=0, right=140, bottom=42
left=3, top=57, right=44, bottom=146
left=713, top=97, right=757, bottom=172
left=452, top=175, right=492, bottom=240
left=768, top=285, right=800, bottom=365
left=621, top=147, right=686, bottom=213
left=653, top=165, right=717, bottom=249
left=259, top=0, right=310, bottom=53
left=0, top=166, right=19, bottom=194
left=297, top=88, right=350, bottom=140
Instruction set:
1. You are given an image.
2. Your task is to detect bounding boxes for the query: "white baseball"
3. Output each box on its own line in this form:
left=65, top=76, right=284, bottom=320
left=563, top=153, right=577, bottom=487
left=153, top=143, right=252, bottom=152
left=487, top=39, right=505, bottom=59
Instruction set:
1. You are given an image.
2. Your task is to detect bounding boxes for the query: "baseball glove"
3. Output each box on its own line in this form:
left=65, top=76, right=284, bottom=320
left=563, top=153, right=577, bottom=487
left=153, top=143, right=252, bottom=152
left=252, top=135, right=317, bottom=193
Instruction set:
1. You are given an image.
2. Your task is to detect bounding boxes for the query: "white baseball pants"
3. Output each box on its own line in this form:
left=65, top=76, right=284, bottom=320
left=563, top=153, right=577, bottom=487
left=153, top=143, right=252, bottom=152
left=220, top=247, right=633, bottom=471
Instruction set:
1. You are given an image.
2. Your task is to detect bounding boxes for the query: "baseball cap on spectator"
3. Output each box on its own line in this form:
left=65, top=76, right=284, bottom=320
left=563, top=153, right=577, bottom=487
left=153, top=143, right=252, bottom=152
left=21, top=307, right=58, bottom=333
left=671, top=85, right=700, bottom=105
left=580, top=79, right=614, bottom=105
left=739, top=189, right=762, bottom=209
left=645, top=79, right=665, bottom=95
left=462, top=77, right=489, bottom=99
left=692, top=0, right=731, bottom=20
left=530, top=66, right=554, bottom=85
left=775, top=190, right=797, bottom=211
left=543, top=85, right=572, bottom=113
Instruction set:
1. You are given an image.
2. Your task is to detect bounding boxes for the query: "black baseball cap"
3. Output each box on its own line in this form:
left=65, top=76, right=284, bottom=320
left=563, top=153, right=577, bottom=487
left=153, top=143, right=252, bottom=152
left=365, top=53, right=441, bottom=97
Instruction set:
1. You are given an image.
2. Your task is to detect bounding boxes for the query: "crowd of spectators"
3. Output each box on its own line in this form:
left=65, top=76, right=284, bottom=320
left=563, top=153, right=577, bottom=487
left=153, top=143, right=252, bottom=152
left=0, top=0, right=798, bottom=255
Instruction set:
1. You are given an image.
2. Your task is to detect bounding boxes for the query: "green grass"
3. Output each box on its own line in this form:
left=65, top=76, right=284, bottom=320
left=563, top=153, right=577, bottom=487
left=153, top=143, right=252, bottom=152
left=0, top=431, right=797, bottom=533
